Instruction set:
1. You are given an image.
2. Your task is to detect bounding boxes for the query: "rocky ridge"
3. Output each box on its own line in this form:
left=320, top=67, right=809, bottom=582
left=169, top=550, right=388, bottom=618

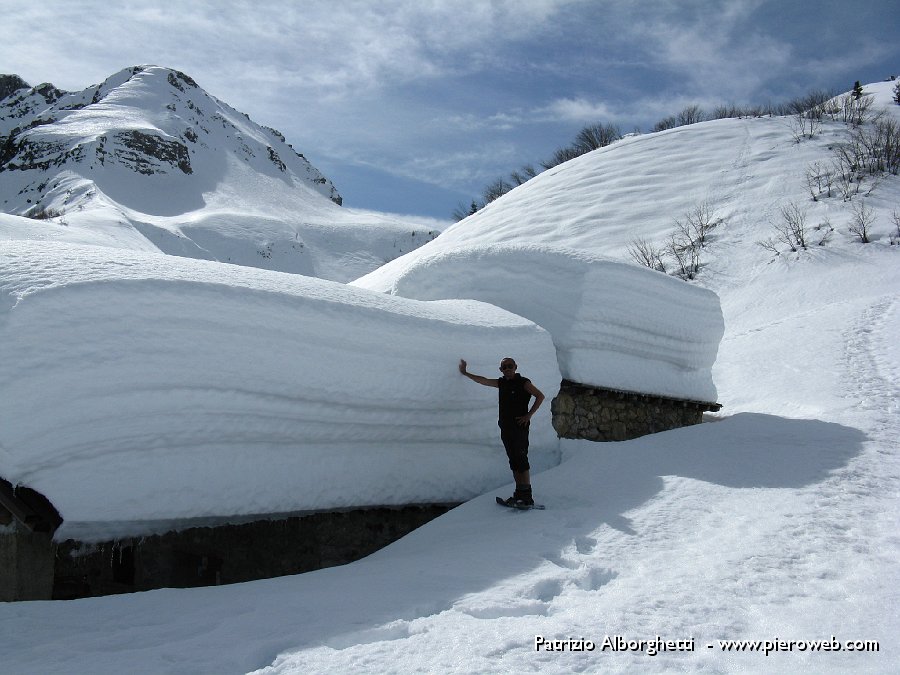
left=0, top=65, right=341, bottom=217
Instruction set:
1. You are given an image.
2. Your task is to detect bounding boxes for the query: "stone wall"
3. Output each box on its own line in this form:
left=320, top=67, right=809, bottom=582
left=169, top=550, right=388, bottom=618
left=52, top=504, right=456, bottom=600
left=551, top=380, right=721, bottom=442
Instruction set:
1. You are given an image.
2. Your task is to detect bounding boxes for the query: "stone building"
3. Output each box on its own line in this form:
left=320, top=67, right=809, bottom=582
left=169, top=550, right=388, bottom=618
left=552, top=379, right=722, bottom=442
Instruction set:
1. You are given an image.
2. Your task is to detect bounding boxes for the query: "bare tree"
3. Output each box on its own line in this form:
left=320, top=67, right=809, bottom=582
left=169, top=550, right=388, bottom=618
left=833, top=92, right=874, bottom=126
left=783, top=89, right=835, bottom=117
left=573, top=123, right=622, bottom=152
left=831, top=146, right=862, bottom=201
left=806, top=163, right=822, bottom=200
left=652, top=115, right=678, bottom=132
left=848, top=201, right=875, bottom=243
left=815, top=217, right=834, bottom=246
left=789, top=110, right=822, bottom=142
left=627, top=238, right=667, bottom=272
left=482, top=177, right=513, bottom=204
left=890, top=209, right=900, bottom=245
left=686, top=201, right=718, bottom=245
left=665, top=232, right=701, bottom=279
left=520, top=163, right=539, bottom=179
left=508, top=170, right=528, bottom=186
left=756, top=237, right=781, bottom=256
left=712, top=103, right=740, bottom=119
left=541, top=146, right=581, bottom=170
left=768, top=202, right=809, bottom=252
left=509, top=163, right=541, bottom=186
left=677, top=105, right=705, bottom=126
left=854, top=118, right=900, bottom=175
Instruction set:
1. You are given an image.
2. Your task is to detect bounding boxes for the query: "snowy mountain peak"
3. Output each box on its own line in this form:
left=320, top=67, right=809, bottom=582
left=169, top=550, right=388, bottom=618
left=1, top=66, right=442, bottom=282
left=0, top=64, right=341, bottom=214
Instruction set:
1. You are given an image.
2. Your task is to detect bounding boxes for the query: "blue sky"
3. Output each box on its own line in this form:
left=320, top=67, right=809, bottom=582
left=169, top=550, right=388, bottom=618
left=2, top=0, right=898, bottom=219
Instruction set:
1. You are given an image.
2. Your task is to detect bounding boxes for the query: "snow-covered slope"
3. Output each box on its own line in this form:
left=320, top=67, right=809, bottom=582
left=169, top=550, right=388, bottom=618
left=0, top=66, right=442, bottom=281
left=354, top=80, right=900, bottom=280
left=0, top=240, right=559, bottom=539
left=355, top=79, right=900, bottom=401
left=1, top=79, right=898, bottom=674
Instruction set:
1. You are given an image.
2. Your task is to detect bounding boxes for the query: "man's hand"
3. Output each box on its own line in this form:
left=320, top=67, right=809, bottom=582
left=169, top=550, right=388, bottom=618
left=458, top=359, right=499, bottom=388
left=516, top=414, right=532, bottom=427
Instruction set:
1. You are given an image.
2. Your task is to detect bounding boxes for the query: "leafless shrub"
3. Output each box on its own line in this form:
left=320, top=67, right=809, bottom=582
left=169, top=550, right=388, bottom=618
left=824, top=118, right=900, bottom=204
left=541, top=122, right=622, bottom=170
left=627, top=238, right=667, bottom=272
left=661, top=201, right=722, bottom=278
left=848, top=201, right=875, bottom=243
left=541, top=145, right=581, bottom=170
left=712, top=102, right=769, bottom=119
left=890, top=210, right=900, bottom=245
left=573, top=123, right=622, bottom=153
left=509, top=163, right=539, bottom=186
left=652, top=115, right=679, bottom=133
left=805, top=161, right=834, bottom=200
left=784, top=89, right=835, bottom=117
left=815, top=217, right=834, bottom=246
left=831, top=93, right=874, bottom=126
left=852, top=118, right=900, bottom=175
left=768, top=202, right=809, bottom=252
left=789, top=110, right=822, bottom=142
left=675, top=201, right=719, bottom=247
left=831, top=147, right=862, bottom=201
left=482, top=177, right=513, bottom=204
left=712, top=103, right=740, bottom=119
left=756, top=237, right=781, bottom=256
left=677, top=105, right=705, bottom=126
left=665, top=231, right=701, bottom=279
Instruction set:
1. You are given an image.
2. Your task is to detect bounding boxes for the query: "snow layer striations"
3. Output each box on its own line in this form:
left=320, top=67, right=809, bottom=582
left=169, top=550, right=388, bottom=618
left=354, top=243, right=724, bottom=402
left=0, top=241, right=559, bottom=539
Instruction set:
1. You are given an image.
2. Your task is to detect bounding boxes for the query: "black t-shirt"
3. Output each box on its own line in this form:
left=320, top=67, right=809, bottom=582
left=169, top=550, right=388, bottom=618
left=498, top=374, right=532, bottom=422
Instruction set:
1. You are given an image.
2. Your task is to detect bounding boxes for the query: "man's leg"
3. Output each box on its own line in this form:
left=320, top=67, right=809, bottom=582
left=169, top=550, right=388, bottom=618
left=501, top=423, right=533, bottom=505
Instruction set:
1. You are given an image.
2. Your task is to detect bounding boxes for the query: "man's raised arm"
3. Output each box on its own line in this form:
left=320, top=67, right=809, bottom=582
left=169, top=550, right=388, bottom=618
left=459, top=359, right=499, bottom=387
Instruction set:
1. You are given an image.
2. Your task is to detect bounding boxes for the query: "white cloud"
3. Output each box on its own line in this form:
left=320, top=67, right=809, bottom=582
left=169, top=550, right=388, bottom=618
left=538, top=97, right=617, bottom=122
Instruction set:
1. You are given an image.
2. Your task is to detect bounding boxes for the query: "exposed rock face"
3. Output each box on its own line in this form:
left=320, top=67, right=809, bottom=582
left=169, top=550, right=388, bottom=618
left=0, top=74, right=31, bottom=102
left=105, top=130, right=193, bottom=175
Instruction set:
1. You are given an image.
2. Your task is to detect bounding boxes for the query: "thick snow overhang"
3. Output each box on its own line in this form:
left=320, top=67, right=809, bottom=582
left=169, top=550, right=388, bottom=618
left=353, top=243, right=725, bottom=404
left=0, top=241, right=560, bottom=541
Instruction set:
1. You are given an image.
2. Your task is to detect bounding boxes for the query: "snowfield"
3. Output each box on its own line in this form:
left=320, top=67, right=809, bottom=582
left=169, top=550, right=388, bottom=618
left=0, top=78, right=898, bottom=674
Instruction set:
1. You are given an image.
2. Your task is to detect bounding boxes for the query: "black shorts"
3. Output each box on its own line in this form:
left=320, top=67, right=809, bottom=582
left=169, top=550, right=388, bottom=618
left=499, top=420, right=530, bottom=472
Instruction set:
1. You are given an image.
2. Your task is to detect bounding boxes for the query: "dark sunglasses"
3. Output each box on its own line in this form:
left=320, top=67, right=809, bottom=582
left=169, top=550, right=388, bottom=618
left=500, top=363, right=516, bottom=370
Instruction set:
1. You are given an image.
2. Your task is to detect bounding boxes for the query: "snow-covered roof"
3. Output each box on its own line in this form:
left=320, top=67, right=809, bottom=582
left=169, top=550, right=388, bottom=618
left=0, top=240, right=560, bottom=539
left=354, top=242, right=724, bottom=402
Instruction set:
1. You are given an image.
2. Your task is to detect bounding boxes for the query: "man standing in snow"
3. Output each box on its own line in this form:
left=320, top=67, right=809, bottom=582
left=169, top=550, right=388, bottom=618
left=458, top=357, right=545, bottom=507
